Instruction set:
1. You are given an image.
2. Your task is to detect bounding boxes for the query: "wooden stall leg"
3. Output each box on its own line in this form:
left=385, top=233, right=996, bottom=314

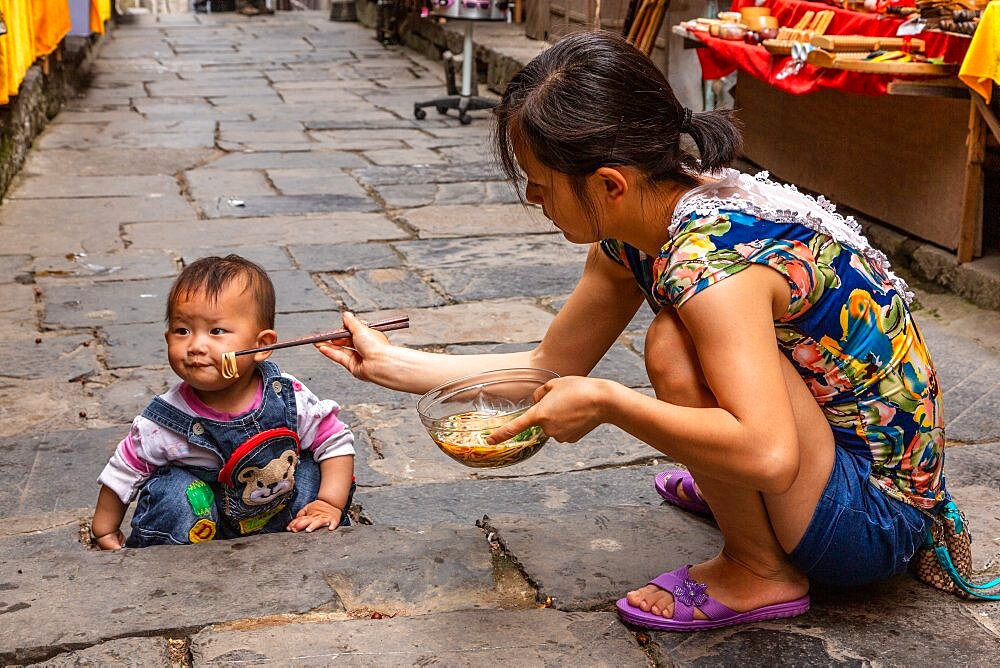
left=958, top=97, right=986, bottom=263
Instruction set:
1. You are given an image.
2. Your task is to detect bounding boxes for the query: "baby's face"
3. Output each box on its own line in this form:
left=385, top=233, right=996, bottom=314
left=165, top=282, right=268, bottom=393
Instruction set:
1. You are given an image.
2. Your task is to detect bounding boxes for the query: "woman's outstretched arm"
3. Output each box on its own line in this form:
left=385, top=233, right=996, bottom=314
left=489, top=264, right=804, bottom=493
left=315, top=244, right=645, bottom=395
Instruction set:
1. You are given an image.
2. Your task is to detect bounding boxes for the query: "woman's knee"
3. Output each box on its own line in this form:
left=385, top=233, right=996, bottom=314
left=644, top=308, right=714, bottom=406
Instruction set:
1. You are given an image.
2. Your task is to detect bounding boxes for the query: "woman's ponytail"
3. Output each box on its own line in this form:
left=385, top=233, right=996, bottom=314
left=685, top=108, right=743, bottom=173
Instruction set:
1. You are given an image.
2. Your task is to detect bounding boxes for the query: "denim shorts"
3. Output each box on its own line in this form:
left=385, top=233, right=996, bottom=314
left=787, top=445, right=931, bottom=587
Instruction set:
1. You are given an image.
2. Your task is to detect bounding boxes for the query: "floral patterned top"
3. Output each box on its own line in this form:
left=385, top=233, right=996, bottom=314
left=601, top=170, right=945, bottom=510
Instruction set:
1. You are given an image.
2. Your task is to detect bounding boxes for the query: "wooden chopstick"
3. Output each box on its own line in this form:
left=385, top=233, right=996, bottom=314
left=230, top=315, right=409, bottom=357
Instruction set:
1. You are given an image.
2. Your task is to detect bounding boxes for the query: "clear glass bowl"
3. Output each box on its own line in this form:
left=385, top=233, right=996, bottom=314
left=416, top=368, right=559, bottom=468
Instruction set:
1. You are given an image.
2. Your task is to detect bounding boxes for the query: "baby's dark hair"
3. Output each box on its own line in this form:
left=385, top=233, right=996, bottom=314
left=494, top=31, right=742, bottom=202
left=166, top=255, right=276, bottom=329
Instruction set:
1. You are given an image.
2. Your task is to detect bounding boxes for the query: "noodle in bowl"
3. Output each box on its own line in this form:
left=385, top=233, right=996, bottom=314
left=417, top=368, right=558, bottom=468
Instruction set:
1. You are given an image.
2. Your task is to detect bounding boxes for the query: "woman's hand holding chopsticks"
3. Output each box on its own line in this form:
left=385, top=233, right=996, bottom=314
left=314, top=311, right=397, bottom=384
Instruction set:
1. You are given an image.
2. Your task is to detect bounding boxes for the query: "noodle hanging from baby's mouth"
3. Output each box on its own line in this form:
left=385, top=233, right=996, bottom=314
left=221, top=351, right=239, bottom=379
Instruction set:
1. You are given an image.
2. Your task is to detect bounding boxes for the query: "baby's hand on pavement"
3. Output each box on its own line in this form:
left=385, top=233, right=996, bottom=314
left=287, top=499, right=344, bottom=533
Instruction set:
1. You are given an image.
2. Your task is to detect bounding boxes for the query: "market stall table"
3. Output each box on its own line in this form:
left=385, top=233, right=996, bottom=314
left=676, top=0, right=986, bottom=261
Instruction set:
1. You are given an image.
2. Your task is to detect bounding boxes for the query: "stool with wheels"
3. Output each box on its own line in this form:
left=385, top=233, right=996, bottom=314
left=414, top=2, right=508, bottom=125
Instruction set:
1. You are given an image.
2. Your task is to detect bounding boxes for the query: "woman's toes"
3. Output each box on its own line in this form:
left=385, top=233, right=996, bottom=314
left=625, top=585, right=675, bottom=618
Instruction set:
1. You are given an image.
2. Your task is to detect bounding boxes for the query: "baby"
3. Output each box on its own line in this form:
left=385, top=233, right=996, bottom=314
left=91, top=255, right=356, bottom=549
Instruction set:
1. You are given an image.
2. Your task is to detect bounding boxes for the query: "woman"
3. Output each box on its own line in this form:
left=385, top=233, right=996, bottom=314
left=317, top=31, right=946, bottom=631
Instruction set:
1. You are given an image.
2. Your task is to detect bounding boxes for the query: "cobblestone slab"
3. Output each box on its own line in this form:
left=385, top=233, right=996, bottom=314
left=287, top=242, right=400, bottom=272
left=266, top=169, right=371, bottom=197
left=206, top=150, right=367, bottom=170
left=393, top=235, right=587, bottom=301
left=0, top=283, right=35, bottom=320
left=184, top=168, right=274, bottom=201
left=363, top=148, right=449, bottom=166
left=0, top=254, right=31, bottom=283
left=236, top=105, right=403, bottom=125
left=0, top=223, right=117, bottom=261
left=360, top=302, right=555, bottom=347
left=270, top=269, right=337, bottom=313
left=178, top=245, right=295, bottom=272
left=21, top=148, right=217, bottom=177
left=217, top=132, right=318, bottom=153
left=7, top=175, right=179, bottom=200
left=146, top=80, right=275, bottom=97
left=0, top=330, right=98, bottom=381
left=398, top=204, right=549, bottom=238
left=354, top=162, right=504, bottom=187
left=190, top=609, right=646, bottom=666
left=2, top=427, right=121, bottom=518
left=200, top=193, right=379, bottom=218
left=0, top=381, right=92, bottom=438
left=123, top=213, right=404, bottom=250
left=338, top=410, right=391, bottom=488
left=35, top=126, right=216, bottom=151
left=486, top=507, right=721, bottom=610
left=374, top=181, right=520, bottom=209
left=310, top=128, right=428, bottom=150
left=304, top=118, right=449, bottom=131
left=33, top=250, right=177, bottom=282
left=0, top=195, right=195, bottom=227
left=34, top=637, right=174, bottom=667
left=319, top=268, right=447, bottom=312
left=42, top=278, right=175, bottom=328
left=357, top=465, right=668, bottom=529
left=0, top=525, right=497, bottom=664
left=54, top=111, right=146, bottom=124
left=103, top=322, right=167, bottom=369
left=81, top=367, right=174, bottom=426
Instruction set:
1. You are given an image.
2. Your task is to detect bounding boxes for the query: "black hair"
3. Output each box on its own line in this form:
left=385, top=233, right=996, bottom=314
left=166, top=254, right=276, bottom=329
left=494, top=31, right=743, bottom=204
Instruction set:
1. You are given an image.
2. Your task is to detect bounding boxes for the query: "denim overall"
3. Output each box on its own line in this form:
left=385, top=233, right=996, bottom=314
left=126, top=361, right=351, bottom=547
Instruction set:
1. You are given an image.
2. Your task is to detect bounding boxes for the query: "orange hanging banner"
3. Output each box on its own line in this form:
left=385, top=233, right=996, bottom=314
left=33, top=0, right=71, bottom=58
left=0, top=0, right=37, bottom=106
left=90, top=0, right=110, bottom=35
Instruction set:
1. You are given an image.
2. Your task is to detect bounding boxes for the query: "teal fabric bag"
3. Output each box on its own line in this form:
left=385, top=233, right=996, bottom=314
left=910, top=500, right=1000, bottom=600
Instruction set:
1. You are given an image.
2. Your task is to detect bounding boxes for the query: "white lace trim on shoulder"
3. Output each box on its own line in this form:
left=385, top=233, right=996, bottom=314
left=669, top=169, right=912, bottom=304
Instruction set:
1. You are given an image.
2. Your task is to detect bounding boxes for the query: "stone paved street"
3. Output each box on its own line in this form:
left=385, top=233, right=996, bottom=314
left=1, top=11, right=999, bottom=666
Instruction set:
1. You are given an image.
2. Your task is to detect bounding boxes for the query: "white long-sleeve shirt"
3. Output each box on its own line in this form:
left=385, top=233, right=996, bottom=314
left=98, top=373, right=355, bottom=503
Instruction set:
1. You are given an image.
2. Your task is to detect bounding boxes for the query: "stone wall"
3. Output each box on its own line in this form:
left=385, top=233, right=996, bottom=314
left=0, top=31, right=107, bottom=203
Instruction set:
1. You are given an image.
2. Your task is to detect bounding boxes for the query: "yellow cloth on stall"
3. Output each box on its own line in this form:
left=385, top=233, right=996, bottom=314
left=90, top=0, right=111, bottom=35
left=0, top=0, right=37, bottom=106
left=33, top=0, right=72, bottom=58
left=959, top=1, right=1000, bottom=102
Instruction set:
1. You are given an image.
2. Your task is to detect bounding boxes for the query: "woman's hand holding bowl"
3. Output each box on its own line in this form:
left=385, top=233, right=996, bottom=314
left=485, top=376, right=613, bottom=445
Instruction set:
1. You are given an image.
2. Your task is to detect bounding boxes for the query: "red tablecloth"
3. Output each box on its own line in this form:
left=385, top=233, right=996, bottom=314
left=692, top=0, right=971, bottom=95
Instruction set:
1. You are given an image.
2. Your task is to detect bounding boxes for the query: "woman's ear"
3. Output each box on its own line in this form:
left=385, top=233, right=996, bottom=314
left=594, top=166, right=629, bottom=203
left=253, top=329, right=278, bottom=362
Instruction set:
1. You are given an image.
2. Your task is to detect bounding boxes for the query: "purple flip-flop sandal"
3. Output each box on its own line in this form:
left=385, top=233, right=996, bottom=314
left=654, top=469, right=713, bottom=518
left=615, top=565, right=810, bottom=631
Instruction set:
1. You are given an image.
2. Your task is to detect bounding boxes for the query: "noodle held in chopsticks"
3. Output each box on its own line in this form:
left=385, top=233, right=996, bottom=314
left=220, top=351, right=239, bottom=379
left=218, top=315, right=409, bottom=380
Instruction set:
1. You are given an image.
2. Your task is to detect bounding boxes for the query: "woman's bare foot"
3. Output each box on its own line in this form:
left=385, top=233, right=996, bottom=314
left=624, top=552, right=809, bottom=620
left=669, top=476, right=701, bottom=504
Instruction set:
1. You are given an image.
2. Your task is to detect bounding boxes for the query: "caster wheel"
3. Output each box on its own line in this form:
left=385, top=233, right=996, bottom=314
left=459, top=113, right=472, bottom=125
left=414, top=106, right=427, bottom=120
left=436, top=105, right=449, bottom=115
